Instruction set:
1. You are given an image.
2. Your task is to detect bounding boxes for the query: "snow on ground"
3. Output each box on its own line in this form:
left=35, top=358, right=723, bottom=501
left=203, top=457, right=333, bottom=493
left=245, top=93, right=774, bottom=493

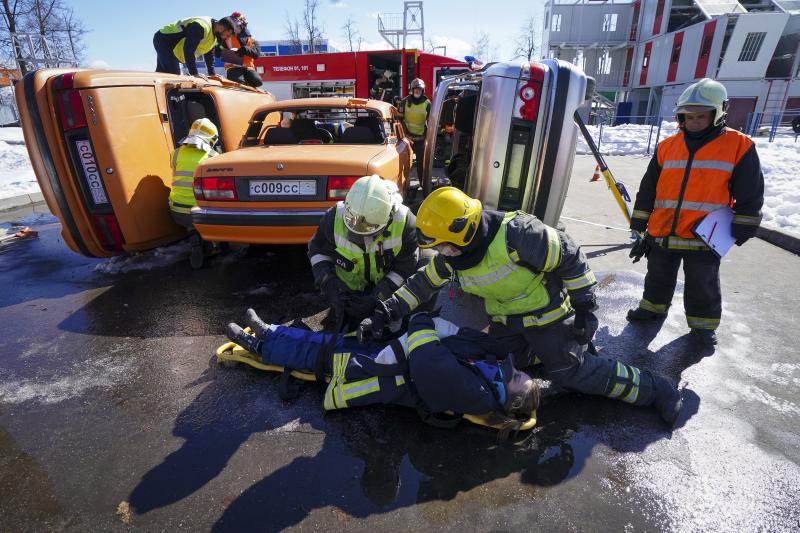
left=578, top=121, right=800, bottom=237
left=0, top=128, right=38, bottom=199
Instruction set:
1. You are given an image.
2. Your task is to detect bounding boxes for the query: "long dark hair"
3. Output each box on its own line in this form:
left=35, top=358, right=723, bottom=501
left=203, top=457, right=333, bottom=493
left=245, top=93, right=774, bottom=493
left=488, top=374, right=539, bottom=442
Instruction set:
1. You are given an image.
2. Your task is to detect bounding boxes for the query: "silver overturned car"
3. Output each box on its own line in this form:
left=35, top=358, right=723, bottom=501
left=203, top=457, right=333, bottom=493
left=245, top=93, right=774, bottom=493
left=422, top=60, right=590, bottom=228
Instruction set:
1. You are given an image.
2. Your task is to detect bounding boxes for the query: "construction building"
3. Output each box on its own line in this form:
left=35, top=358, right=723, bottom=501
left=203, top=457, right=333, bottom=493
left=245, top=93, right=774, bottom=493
left=543, top=0, right=800, bottom=129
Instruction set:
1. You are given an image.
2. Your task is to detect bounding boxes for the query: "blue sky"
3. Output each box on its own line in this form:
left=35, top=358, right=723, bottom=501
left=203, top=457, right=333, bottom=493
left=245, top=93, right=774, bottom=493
left=70, top=0, right=546, bottom=70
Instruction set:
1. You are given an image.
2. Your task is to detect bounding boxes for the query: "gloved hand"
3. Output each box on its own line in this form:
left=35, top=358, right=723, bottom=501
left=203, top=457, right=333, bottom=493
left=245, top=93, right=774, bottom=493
left=344, top=292, right=378, bottom=320
left=572, top=307, right=599, bottom=346
left=629, top=233, right=651, bottom=264
left=321, top=276, right=347, bottom=318
left=357, top=301, right=393, bottom=342
left=371, top=278, right=397, bottom=301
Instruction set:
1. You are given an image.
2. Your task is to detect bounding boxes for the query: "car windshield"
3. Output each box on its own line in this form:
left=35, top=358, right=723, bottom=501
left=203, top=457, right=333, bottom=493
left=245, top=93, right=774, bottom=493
left=258, top=108, right=388, bottom=146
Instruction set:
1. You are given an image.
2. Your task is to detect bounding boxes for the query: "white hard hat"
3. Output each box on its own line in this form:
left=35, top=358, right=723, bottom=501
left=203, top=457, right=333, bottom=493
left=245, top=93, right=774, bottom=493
left=410, top=78, right=425, bottom=91
left=674, top=78, right=728, bottom=126
left=342, top=175, right=394, bottom=235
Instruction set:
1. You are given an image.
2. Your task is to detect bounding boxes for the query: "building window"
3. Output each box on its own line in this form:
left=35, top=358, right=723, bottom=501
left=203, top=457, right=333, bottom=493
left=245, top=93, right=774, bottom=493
left=599, top=51, right=612, bottom=74
left=545, top=11, right=549, bottom=29
left=642, top=54, right=649, bottom=68
left=552, top=14, right=562, bottom=32
left=738, top=32, right=766, bottom=62
left=602, top=14, right=618, bottom=32
left=670, top=43, right=681, bottom=64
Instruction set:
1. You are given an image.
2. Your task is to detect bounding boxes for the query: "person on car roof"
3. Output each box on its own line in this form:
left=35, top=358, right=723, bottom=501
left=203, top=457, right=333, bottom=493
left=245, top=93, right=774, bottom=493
left=627, top=78, right=765, bottom=347
left=153, top=16, right=234, bottom=78
left=222, top=12, right=263, bottom=88
left=225, top=309, right=539, bottom=439
left=168, top=117, right=220, bottom=268
left=307, top=175, right=421, bottom=330
left=398, top=78, right=431, bottom=181
left=361, top=187, right=685, bottom=427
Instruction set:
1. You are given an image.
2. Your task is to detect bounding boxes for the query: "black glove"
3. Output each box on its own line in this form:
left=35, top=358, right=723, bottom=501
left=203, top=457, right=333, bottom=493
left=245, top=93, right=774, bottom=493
left=343, top=292, right=378, bottom=320
left=321, top=276, right=347, bottom=317
left=357, top=301, right=393, bottom=342
left=371, top=278, right=397, bottom=301
left=213, top=46, right=222, bottom=59
left=629, top=233, right=651, bottom=264
left=572, top=307, right=599, bottom=346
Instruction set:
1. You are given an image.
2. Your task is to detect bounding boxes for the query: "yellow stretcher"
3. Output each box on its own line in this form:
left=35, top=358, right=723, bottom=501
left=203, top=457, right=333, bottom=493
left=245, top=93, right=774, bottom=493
left=215, top=332, right=537, bottom=432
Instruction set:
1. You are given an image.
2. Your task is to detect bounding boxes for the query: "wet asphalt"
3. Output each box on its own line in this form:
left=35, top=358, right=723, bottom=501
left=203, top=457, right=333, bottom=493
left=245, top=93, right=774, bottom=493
left=0, top=155, right=799, bottom=531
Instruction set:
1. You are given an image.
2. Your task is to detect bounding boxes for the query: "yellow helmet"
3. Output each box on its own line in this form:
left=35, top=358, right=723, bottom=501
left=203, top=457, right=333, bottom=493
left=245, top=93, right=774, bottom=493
left=416, top=187, right=482, bottom=248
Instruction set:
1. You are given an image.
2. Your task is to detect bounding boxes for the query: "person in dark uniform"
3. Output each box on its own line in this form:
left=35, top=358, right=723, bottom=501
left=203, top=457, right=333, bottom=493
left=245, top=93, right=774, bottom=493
left=153, top=16, right=234, bottom=77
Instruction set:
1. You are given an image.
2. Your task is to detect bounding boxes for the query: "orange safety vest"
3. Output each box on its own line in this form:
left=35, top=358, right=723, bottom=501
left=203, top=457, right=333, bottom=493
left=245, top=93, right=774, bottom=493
left=649, top=128, right=753, bottom=239
left=224, top=34, right=255, bottom=70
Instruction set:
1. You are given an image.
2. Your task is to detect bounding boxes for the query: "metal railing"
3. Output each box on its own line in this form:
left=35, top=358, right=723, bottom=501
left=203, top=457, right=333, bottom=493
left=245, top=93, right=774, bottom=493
left=745, top=110, right=800, bottom=142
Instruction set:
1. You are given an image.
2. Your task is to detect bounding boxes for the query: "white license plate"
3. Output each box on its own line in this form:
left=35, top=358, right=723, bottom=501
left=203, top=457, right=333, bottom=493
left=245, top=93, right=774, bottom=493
left=249, top=180, right=316, bottom=196
left=74, top=139, right=108, bottom=205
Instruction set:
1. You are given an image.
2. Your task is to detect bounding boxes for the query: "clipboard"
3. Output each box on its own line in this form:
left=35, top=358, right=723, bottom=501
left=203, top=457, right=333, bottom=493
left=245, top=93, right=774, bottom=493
left=693, top=207, right=735, bottom=258
left=219, top=48, right=244, bottom=66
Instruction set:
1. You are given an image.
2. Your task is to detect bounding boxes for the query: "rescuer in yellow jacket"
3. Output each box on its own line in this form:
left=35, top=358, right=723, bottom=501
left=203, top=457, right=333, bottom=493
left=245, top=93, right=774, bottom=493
left=153, top=16, right=234, bottom=77
left=397, top=78, right=431, bottom=180
left=627, top=79, right=765, bottom=347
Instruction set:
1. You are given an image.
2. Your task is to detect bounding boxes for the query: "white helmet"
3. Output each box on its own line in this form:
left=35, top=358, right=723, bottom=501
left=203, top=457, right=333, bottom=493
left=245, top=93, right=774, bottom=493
left=674, top=78, right=728, bottom=126
left=410, top=78, right=425, bottom=91
left=342, top=175, right=394, bottom=235
left=181, top=118, right=219, bottom=150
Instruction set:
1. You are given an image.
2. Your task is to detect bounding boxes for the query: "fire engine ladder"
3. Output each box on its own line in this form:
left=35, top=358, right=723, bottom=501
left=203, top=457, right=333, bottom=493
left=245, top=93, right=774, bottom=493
left=573, top=110, right=632, bottom=226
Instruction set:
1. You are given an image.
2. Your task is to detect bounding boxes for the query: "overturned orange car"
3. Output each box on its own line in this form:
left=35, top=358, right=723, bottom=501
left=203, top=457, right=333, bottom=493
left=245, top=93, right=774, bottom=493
left=191, top=98, right=413, bottom=244
left=16, top=69, right=276, bottom=257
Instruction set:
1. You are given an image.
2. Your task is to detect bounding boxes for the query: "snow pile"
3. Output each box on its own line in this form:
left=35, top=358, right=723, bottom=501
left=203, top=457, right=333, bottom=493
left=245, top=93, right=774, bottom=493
left=578, top=121, right=800, bottom=237
left=94, top=240, right=190, bottom=274
left=0, top=130, right=38, bottom=199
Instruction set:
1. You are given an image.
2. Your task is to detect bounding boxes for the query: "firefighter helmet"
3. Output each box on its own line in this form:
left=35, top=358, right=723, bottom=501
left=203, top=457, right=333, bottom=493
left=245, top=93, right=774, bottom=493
left=410, top=78, right=426, bottom=91
left=415, top=187, right=482, bottom=248
left=674, top=78, right=728, bottom=126
left=342, top=175, right=394, bottom=235
left=181, top=118, right=219, bottom=149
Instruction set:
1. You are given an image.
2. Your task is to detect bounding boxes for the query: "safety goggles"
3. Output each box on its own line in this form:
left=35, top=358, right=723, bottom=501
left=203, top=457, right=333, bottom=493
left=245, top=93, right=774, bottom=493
left=344, top=206, right=385, bottom=235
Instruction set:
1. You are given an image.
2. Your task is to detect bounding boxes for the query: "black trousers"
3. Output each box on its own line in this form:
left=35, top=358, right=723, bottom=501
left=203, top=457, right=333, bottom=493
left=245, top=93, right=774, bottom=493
left=411, top=137, right=425, bottom=180
left=153, top=31, right=181, bottom=75
left=489, top=317, right=658, bottom=407
left=226, top=67, right=263, bottom=88
left=641, top=245, right=722, bottom=330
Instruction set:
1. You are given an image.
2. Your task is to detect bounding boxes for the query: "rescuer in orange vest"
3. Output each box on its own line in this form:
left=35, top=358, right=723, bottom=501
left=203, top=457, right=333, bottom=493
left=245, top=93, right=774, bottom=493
left=627, top=78, right=765, bottom=347
left=223, top=12, right=262, bottom=88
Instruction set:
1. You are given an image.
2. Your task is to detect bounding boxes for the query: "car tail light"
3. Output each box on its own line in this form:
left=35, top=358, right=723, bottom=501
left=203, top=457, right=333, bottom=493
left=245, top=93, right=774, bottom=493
left=516, top=63, right=545, bottom=122
left=91, top=213, right=125, bottom=252
left=198, top=176, right=238, bottom=201
left=56, top=73, right=87, bottom=131
left=327, top=176, right=359, bottom=200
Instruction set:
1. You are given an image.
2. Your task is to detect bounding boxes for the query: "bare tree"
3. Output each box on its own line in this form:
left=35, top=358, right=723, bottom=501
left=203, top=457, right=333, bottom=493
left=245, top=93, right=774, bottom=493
left=57, top=5, right=87, bottom=64
left=341, top=16, right=362, bottom=52
left=0, top=0, right=31, bottom=73
left=513, top=16, right=540, bottom=61
left=302, top=0, right=324, bottom=54
left=284, top=12, right=302, bottom=54
left=471, top=31, right=496, bottom=62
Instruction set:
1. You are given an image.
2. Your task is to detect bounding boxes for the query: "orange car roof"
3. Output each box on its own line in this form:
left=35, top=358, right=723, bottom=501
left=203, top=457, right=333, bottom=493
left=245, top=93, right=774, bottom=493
left=252, top=97, right=395, bottom=118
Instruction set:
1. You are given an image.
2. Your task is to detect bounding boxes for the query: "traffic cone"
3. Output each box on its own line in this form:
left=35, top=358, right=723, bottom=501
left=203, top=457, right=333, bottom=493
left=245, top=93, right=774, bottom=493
left=590, top=164, right=601, bottom=182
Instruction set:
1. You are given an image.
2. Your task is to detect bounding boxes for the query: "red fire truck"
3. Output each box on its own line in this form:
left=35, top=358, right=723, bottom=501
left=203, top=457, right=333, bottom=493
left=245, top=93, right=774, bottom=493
left=253, top=49, right=467, bottom=102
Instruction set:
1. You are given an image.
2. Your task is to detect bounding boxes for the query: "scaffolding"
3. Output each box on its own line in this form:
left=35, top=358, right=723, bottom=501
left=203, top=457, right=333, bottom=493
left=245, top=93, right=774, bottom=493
left=378, top=1, right=425, bottom=50
left=10, top=32, right=79, bottom=72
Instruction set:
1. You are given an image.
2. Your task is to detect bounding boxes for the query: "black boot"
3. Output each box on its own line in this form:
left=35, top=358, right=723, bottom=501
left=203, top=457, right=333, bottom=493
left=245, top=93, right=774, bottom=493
left=626, top=307, right=667, bottom=322
left=652, top=374, right=682, bottom=427
left=226, top=323, right=262, bottom=354
left=690, top=328, right=718, bottom=346
left=245, top=308, right=270, bottom=338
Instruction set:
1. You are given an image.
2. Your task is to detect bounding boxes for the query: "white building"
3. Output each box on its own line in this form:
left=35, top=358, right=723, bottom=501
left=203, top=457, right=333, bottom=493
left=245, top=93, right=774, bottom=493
left=543, top=0, right=800, bottom=129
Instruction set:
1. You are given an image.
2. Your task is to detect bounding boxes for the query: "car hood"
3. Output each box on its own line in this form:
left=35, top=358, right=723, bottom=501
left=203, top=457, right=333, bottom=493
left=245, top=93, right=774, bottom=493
left=197, top=144, right=388, bottom=177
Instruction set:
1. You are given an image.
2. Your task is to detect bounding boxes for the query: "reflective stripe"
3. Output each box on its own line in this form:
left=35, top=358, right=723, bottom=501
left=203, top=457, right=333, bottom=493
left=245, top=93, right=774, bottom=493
left=396, top=286, right=420, bottom=309
left=509, top=249, right=520, bottom=262
left=324, top=352, right=351, bottom=411
left=385, top=271, right=404, bottom=286
left=171, top=179, right=194, bottom=188
left=663, top=159, right=734, bottom=172
left=520, top=299, right=571, bottom=327
left=732, top=214, right=761, bottom=226
left=653, top=236, right=709, bottom=250
left=380, top=237, right=404, bottom=251
left=334, top=233, right=362, bottom=254
left=632, top=209, right=651, bottom=220
left=686, top=315, right=720, bottom=330
left=654, top=200, right=727, bottom=212
left=173, top=170, right=195, bottom=178
left=168, top=201, right=192, bottom=215
left=423, top=259, right=448, bottom=287
left=542, top=226, right=561, bottom=272
left=622, top=366, right=640, bottom=404
left=459, top=263, right=521, bottom=287
left=639, top=298, right=668, bottom=314
left=408, top=328, right=438, bottom=352
left=171, top=149, right=180, bottom=169
left=310, top=254, right=332, bottom=266
left=342, top=377, right=380, bottom=400
left=395, top=375, right=405, bottom=386
left=563, top=270, right=597, bottom=292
